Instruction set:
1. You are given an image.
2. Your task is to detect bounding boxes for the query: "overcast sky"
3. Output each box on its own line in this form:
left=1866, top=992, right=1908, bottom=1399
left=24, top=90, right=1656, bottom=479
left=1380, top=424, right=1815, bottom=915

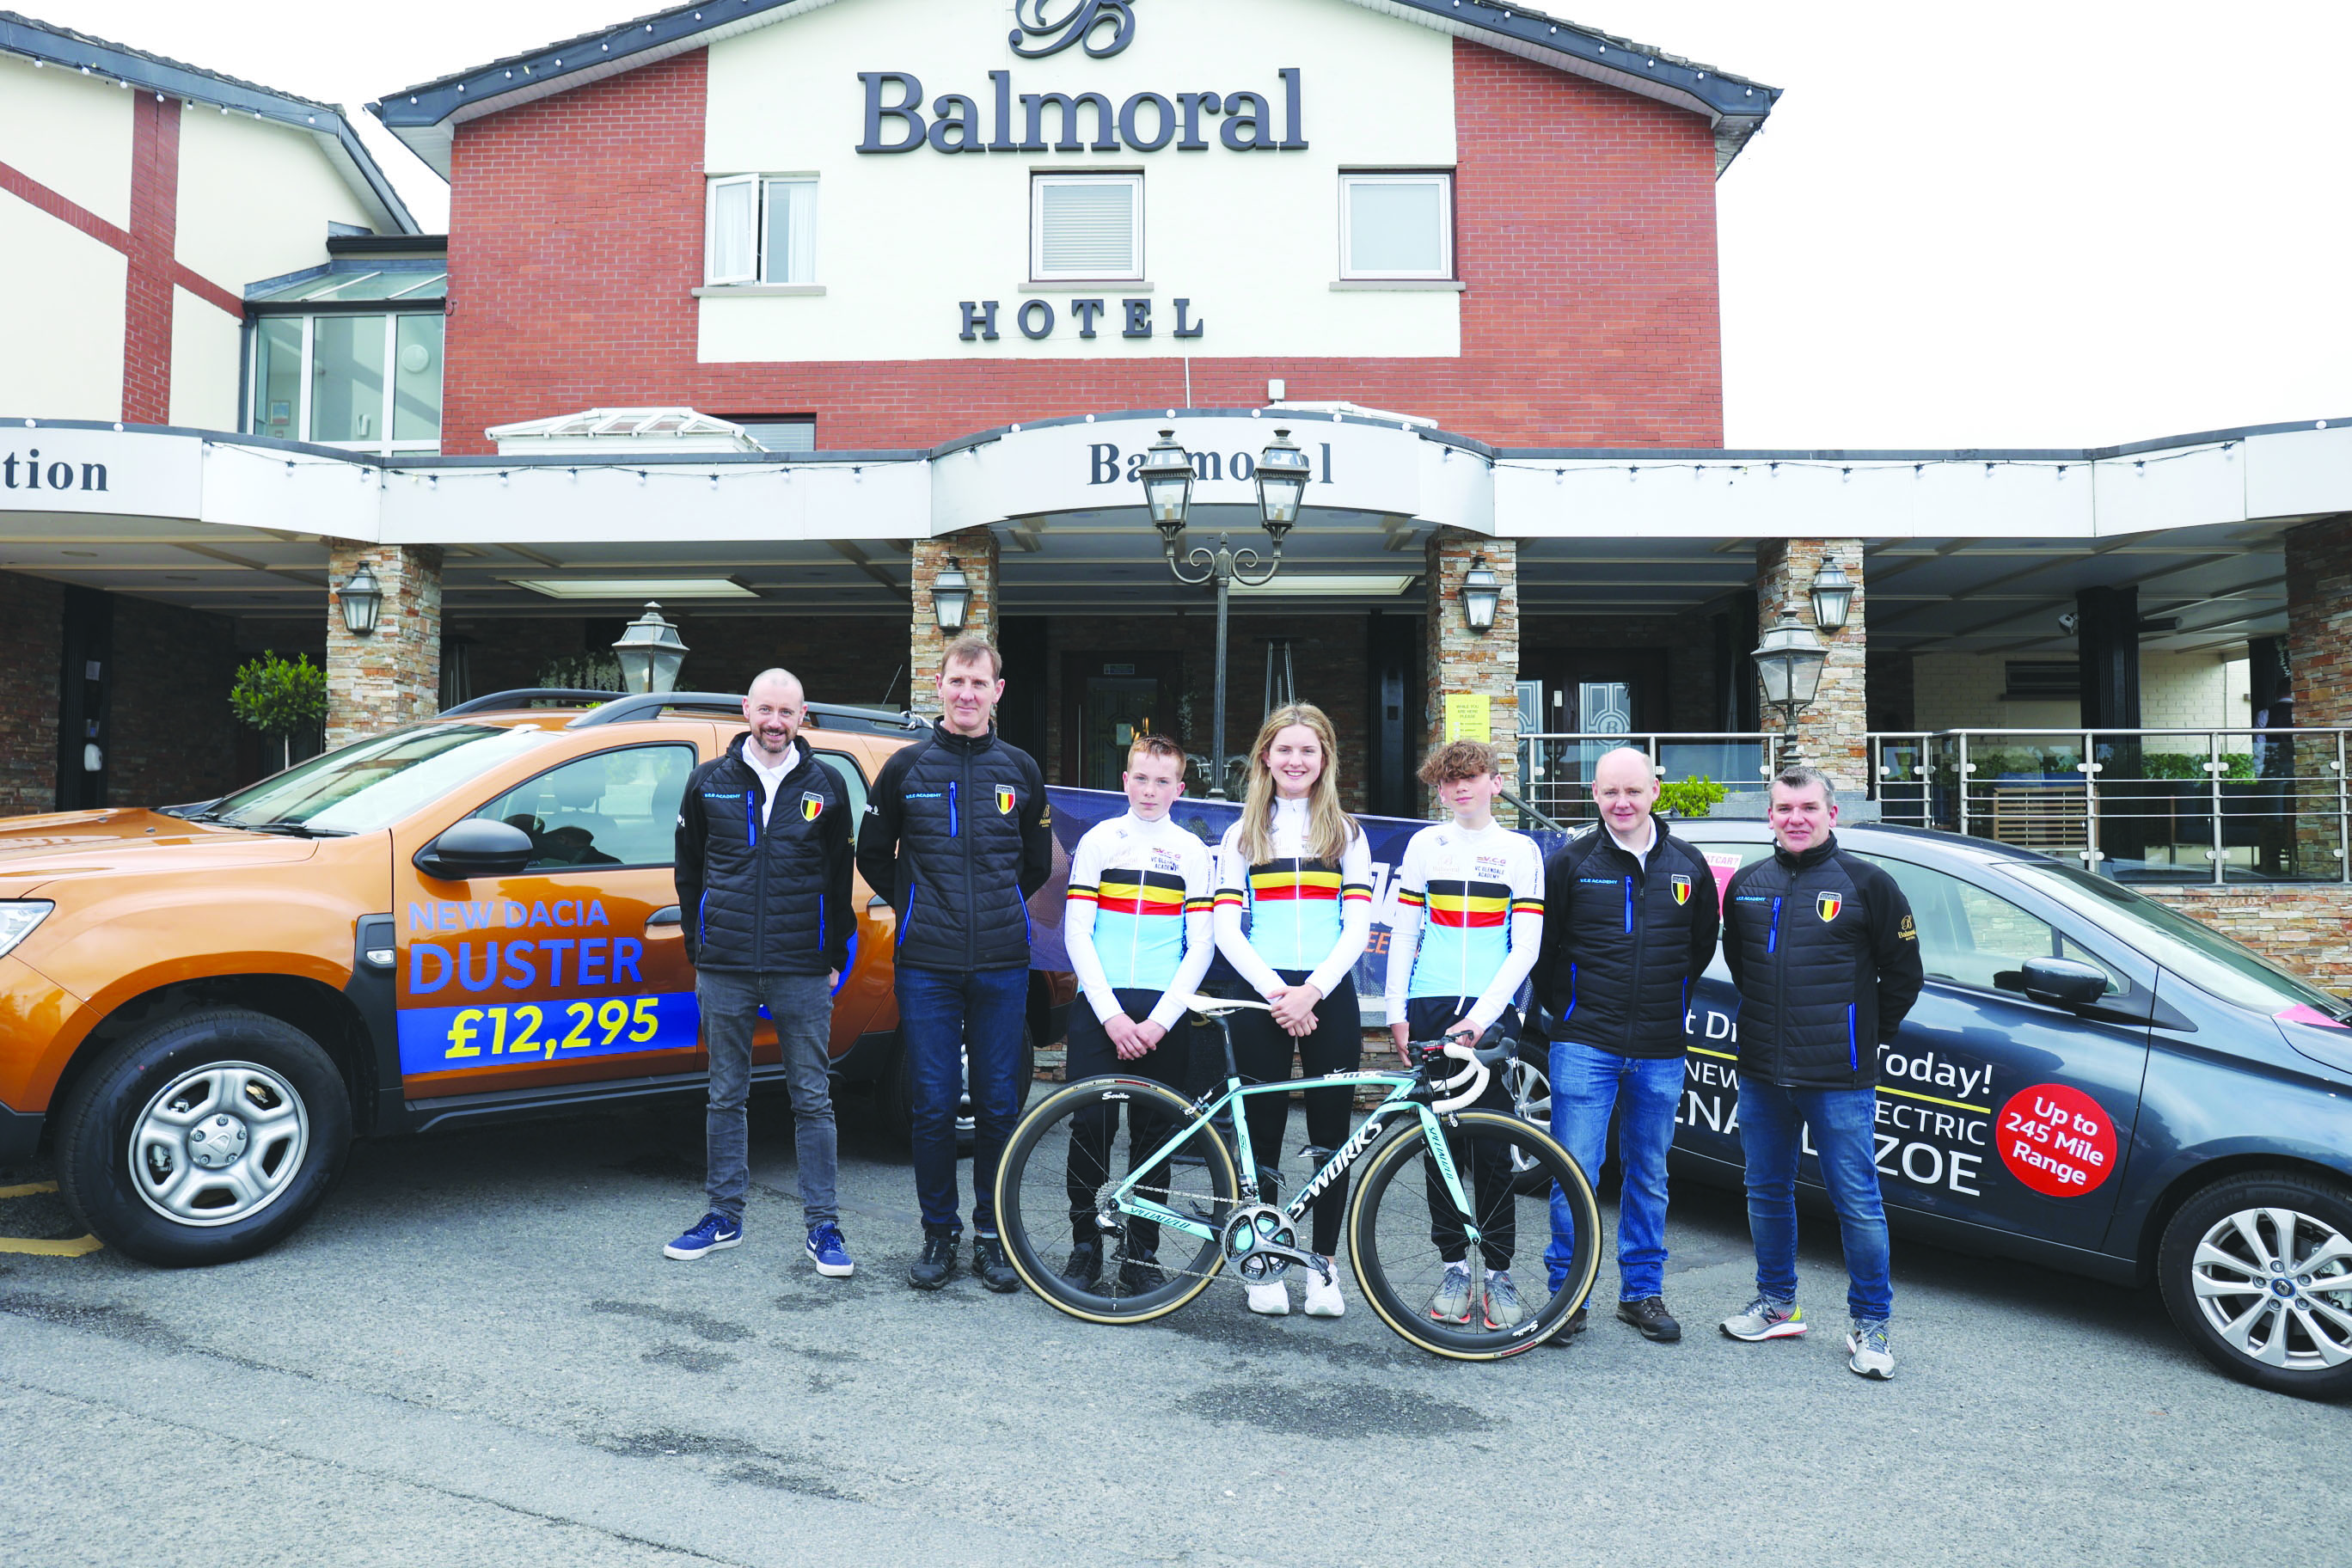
left=37, top=0, right=2351, bottom=449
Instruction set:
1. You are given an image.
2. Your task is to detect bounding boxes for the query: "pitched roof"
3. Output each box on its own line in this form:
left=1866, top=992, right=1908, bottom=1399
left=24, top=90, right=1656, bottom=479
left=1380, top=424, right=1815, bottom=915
left=371, top=0, right=1779, bottom=177
left=0, top=9, right=419, bottom=233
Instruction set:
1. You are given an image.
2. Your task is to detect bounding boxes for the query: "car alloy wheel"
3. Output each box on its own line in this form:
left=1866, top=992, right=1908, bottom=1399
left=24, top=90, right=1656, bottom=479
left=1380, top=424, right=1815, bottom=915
left=2186, top=1204, right=2352, bottom=1373
left=131, top=1060, right=312, bottom=1227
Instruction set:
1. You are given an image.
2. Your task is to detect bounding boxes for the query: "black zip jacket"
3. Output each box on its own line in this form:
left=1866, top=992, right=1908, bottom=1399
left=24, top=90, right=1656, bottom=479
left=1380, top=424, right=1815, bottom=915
left=1721, top=834, right=1924, bottom=1090
left=854, top=720, right=1052, bottom=973
left=1532, top=816, right=1721, bottom=1059
left=674, top=734, right=853, bottom=976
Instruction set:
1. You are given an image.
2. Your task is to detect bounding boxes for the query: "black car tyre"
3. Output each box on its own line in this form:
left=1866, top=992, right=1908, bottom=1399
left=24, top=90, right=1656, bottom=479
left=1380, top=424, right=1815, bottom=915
left=2157, top=1170, right=2352, bottom=1400
left=53, top=1007, right=352, bottom=1267
left=882, top=1021, right=1038, bottom=1151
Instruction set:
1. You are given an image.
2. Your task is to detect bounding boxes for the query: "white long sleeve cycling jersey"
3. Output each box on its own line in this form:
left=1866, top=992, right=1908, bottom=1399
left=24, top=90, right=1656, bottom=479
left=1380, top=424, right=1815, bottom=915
left=1212, top=796, right=1374, bottom=1001
left=1382, top=818, right=1546, bottom=1033
left=1063, top=811, right=1216, bottom=1031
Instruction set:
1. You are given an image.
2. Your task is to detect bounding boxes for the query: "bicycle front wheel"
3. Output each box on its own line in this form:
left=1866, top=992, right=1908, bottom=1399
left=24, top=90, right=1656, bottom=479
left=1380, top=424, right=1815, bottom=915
left=995, top=1075, right=1240, bottom=1325
left=1346, top=1109, right=1601, bottom=1359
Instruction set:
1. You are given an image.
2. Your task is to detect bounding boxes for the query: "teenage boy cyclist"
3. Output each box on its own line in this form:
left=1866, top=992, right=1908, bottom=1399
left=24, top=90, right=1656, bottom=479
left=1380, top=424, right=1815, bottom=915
left=1057, top=732, right=1216, bottom=1292
left=1381, top=740, right=1546, bottom=1331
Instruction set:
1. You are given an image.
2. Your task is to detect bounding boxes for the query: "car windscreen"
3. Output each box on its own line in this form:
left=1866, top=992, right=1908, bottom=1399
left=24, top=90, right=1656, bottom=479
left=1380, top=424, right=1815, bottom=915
left=207, top=724, right=558, bottom=836
left=1998, top=860, right=2351, bottom=1022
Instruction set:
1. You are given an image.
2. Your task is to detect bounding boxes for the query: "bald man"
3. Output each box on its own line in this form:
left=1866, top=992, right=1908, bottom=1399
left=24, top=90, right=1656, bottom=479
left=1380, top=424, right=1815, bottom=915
left=668, top=669, right=856, bottom=1277
left=1531, top=745, right=1720, bottom=1344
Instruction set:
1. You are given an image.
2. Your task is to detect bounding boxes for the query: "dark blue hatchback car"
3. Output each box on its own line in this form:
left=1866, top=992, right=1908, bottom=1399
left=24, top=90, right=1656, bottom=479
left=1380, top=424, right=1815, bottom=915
left=1640, top=821, right=2352, bottom=1399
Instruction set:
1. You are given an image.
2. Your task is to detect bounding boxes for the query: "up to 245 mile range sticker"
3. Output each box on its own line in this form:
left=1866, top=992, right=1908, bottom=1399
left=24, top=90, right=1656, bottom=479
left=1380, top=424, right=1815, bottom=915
left=1997, top=1083, right=2116, bottom=1196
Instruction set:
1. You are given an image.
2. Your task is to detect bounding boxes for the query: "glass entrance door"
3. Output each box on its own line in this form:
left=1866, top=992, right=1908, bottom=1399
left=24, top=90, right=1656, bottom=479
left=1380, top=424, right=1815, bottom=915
left=1061, top=652, right=1182, bottom=789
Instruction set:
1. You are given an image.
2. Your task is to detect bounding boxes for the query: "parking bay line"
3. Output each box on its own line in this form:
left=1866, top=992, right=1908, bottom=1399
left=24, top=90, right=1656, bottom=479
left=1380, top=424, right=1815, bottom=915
left=1686, top=1046, right=1990, bottom=1115
left=0, top=1179, right=103, bottom=1256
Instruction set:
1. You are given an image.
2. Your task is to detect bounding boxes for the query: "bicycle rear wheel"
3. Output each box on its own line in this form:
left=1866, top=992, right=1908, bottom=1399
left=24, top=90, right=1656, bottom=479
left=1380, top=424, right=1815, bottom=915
left=995, top=1075, right=1239, bottom=1325
left=1346, top=1109, right=1600, bottom=1359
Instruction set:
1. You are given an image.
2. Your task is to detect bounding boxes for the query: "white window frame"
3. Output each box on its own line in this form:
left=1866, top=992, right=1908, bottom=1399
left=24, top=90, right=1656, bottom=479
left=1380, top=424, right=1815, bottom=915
left=248, top=310, right=443, bottom=456
left=705, top=175, right=820, bottom=287
left=1029, top=172, right=1144, bottom=284
left=1338, top=172, right=1455, bottom=281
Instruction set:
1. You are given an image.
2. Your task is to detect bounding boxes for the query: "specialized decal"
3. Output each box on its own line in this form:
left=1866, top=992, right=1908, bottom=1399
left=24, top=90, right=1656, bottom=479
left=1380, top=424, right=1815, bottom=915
left=398, top=898, right=695, bottom=1075
left=801, top=791, right=825, bottom=822
left=1670, top=873, right=1692, bottom=906
left=1996, top=1082, right=2116, bottom=1196
left=1816, top=891, right=1842, bottom=922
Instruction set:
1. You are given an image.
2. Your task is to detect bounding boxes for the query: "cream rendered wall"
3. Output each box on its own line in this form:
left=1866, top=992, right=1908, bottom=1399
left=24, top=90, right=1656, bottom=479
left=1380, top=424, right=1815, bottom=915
left=0, top=52, right=132, bottom=228
left=700, top=0, right=1456, bottom=362
left=169, top=286, right=242, bottom=431
left=1910, top=649, right=2249, bottom=735
left=175, top=107, right=375, bottom=295
left=0, top=215, right=126, bottom=418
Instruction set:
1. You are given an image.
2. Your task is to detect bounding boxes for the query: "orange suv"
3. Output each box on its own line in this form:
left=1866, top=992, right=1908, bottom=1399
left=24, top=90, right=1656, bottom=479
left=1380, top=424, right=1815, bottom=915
left=0, top=689, right=1054, bottom=1265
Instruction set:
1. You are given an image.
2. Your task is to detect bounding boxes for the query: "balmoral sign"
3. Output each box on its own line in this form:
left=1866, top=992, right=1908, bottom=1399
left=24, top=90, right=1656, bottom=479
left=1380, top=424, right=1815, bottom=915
left=856, top=0, right=1306, bottom=155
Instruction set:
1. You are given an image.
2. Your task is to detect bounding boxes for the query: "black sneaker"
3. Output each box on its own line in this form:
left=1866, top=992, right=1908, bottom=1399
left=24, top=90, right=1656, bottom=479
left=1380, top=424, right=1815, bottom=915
left=971, top=1234, right=1020, bottom=1293
left=1545, top=1306, right=1589, bottom=1346
left=1118, top=1252, right=1166, bottom=1293
left=1617, top=1295, right=1682, bottom=1343
left=908, top=1233, right=957, bottom=1291
left=1060, top=1241, right=1103, bottom=1290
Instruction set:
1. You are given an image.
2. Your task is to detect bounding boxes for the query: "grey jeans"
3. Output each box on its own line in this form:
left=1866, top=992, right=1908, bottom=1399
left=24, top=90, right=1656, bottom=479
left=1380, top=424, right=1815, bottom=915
left=697, top=968, right=836, bottom=1227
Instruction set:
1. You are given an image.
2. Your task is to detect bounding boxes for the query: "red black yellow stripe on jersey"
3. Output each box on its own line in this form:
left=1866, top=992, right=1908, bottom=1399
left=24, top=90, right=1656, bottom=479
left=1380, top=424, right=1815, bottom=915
left=1426, top=879, right=1513, bottom=928
left=1247, top=859, right=1343, bottom=902
left=1068, top=869, right=1190, bottom=916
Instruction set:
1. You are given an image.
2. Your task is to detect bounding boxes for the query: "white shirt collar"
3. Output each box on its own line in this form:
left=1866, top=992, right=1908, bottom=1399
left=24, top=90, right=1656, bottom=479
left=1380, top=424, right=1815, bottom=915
left=1606, top=816, right=1657, bottom=863
left=743, top=738, right=799, bottom=787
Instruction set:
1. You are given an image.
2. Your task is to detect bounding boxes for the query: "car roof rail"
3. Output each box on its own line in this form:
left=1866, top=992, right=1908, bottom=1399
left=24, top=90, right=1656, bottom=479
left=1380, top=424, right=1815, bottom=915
left=563, top=692, right=929, bottom=737
left=438, top=687, right=621, bottom=716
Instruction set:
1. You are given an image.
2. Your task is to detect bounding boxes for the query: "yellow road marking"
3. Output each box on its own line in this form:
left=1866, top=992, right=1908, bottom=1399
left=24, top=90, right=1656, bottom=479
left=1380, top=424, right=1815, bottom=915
left=0, top=1234, right=101, bottom=1257
left=0, top=1181, right=58, bottom=1200
left=1685, top=1051, right=1989, bottom=1113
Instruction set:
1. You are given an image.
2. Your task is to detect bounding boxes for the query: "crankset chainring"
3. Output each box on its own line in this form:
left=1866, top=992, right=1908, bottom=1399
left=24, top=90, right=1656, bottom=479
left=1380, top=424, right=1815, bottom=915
left=1221, top=1204, right=1300, bottom=1281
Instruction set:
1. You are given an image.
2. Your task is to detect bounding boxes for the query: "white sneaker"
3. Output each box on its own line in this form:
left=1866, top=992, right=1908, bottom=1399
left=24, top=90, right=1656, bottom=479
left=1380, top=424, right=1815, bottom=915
left=1302, top=1256, right=1345, bottom=1318
left=1245, top=1278, right=1291, bottom=1316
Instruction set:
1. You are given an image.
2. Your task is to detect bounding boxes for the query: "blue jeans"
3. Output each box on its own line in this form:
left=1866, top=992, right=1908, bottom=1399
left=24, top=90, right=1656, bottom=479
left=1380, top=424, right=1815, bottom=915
left=696, top=968, right=836, bottom=1227
left=897, top=963, right=1028, bottom=1238
left=1737, top=1079, right=1893, bottom=1321
left=1546, top=1040, right=1685, bottom=1300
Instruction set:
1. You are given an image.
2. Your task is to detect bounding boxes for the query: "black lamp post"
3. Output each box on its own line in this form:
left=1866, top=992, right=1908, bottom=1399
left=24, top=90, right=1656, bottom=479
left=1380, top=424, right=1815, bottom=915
left=1809, top=554, right=1854, bottom=634
left=336, top=563, right=383, bottom=635
left=1751, top=608, right=1828, bottom=763
left=612, top=602, right=689, bottom=695
left=1461, top=554, right=1501, bottom=633
left=1153, top=426, right=1303, bottom=798
left=931, top=557, right=972, bottom=634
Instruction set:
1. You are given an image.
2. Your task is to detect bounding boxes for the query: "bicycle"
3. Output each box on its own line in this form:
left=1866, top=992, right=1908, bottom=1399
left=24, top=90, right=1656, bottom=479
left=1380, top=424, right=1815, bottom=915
left=995, top=994, right=1603, bottom=1359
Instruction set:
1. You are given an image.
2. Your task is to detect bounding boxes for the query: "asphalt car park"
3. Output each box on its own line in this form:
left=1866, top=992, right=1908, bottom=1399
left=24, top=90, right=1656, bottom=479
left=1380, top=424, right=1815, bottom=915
left=2, top=1098, right=2346, bottom=1568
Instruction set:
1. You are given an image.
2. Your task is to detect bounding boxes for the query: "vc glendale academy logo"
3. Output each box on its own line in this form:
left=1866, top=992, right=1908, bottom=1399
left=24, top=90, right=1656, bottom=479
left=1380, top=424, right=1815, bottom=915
left=1009, top=0, right=1136, bottom=59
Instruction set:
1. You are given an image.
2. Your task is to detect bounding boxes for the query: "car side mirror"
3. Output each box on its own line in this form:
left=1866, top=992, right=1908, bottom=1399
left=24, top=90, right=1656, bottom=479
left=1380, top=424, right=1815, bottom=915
left=2012, top=956, right=2110, bottom=1008
left=414, top=818, right=536, bottom=881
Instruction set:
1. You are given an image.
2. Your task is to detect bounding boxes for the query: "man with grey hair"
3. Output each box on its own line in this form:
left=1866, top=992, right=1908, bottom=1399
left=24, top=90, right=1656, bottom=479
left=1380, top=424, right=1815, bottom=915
left=668, top=668, right=857, bottom=1277
left=1718, top=763, right=1921, bottom=1378
left=1533, top=744, right=1720, bottom=1344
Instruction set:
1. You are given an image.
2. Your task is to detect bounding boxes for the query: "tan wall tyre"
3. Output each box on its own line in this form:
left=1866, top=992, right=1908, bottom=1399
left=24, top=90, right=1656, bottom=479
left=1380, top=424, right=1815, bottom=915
left=1347, top=1110, right=1601, bottom=1360
left=2157, top=1171, right=2352, bottom=1400
left=995, top=1075, right=1236, bottom=1325
left=53, top=1007, right=353, bottom=1267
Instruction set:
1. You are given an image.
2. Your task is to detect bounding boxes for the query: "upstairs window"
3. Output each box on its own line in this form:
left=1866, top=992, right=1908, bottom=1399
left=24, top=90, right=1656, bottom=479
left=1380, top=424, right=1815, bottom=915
left=1339, top=172, right=1454, bottom=280
left=1031, top=173, right=1142, bottom=282
left=705, top=175, right=819, bottom=285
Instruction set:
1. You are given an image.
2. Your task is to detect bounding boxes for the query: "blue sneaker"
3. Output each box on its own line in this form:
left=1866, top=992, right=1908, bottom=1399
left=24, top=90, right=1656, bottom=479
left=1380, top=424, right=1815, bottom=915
left=805, top=1221, right=854, bottom=1277
left=664, top=1210, right=742, bottom=1260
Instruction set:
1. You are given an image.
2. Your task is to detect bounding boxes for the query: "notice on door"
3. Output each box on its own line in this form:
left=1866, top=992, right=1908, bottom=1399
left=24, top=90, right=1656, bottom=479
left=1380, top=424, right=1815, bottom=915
left=1996, top=1082, right=2117, bottom=1196
left=1442, top=693, right=1491, bottom=743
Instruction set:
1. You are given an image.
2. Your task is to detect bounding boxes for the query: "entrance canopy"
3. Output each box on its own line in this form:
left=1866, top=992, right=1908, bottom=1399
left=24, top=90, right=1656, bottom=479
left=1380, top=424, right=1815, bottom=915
left=0, top=409, right=2341, bottom=647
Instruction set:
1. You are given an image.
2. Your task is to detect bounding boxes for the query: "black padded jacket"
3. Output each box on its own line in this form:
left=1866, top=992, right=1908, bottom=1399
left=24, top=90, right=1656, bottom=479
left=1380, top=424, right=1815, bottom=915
left=1532, top=817, right=1722, bottom=1059
left=1720, top=835, right=1924, bottom=1090
left=854, top=721, right=1052, bottom=973
left=673, top=734, right=853, bottom=976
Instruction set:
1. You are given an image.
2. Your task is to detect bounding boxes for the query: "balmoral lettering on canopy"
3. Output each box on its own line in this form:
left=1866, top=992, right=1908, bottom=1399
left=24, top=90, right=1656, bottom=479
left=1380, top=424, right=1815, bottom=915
left=859, top=67, right=1306, bottom=154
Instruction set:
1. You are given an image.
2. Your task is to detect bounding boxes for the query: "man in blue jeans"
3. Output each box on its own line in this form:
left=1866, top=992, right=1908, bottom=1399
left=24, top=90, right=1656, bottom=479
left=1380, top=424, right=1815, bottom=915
left=1718, top=764, right=1921, bottom=1379
left=1533, top=746, right=1721, bottom=1344
left=855, top=634, right=1053, bottom=1292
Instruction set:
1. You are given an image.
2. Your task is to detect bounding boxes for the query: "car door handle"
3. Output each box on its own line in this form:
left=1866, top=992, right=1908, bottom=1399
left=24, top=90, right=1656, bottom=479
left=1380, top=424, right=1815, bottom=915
left=646, top=905, right=682, bottom=929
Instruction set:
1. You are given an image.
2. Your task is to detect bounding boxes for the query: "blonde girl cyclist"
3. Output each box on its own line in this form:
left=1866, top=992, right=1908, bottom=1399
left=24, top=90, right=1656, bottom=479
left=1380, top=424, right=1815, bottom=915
left=1212, top=702, right=1374, bottom=1318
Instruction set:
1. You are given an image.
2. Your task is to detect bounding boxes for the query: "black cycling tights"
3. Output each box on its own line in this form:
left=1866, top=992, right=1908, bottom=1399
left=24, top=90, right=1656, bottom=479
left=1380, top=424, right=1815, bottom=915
left=1228, top=974, right=1361, bottom=1258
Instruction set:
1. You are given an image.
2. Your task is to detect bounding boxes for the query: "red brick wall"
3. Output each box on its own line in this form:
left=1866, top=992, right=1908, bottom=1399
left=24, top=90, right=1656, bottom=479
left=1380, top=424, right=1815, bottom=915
left=0, top=573, right=63, bottom=814
left=122, top=95, right=180, bottom=426
left=441, top=38, right=1722, bottom=455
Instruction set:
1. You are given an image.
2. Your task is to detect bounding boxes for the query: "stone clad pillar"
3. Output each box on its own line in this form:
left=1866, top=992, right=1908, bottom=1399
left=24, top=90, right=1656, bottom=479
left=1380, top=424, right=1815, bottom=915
left=2286, top=517, right=2352, bottom=726
left=1424, top=530, right=1518, bottom=803
left=325, top=542, right=441, bottom=748
left=1756, top=538, right=1865, bottom=787
left=910, top=527, right=1000, bottom=717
